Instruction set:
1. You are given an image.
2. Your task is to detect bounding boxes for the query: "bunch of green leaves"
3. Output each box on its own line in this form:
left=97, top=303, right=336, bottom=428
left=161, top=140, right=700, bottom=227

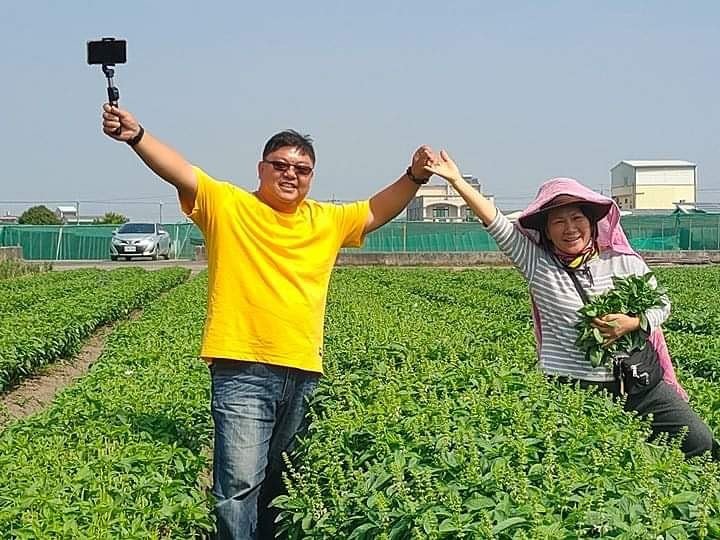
left=575, top=273, right=667, bottom=367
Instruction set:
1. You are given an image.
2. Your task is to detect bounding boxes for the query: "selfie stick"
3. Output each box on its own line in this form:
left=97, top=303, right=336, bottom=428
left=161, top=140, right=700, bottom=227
left=102, top=64, right=120, bottom=107
left=101, top=64, right=122, bottom=135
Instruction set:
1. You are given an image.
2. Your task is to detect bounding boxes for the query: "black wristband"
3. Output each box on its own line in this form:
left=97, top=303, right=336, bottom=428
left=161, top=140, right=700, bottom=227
left=126, top=125, right=145, bottom=147
left=406, top=166, right=430, bottom=185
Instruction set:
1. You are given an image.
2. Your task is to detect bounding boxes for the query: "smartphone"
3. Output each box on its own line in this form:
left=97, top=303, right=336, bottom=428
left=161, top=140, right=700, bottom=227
left=87, top=38, right=127, bottom=65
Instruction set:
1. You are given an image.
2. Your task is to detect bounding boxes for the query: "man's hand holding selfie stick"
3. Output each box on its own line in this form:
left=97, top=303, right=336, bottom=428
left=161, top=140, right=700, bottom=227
left=102, top=105, right=144, bottom=146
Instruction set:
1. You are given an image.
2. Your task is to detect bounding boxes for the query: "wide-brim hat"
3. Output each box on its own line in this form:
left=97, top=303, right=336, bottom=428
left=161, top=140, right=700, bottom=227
left=518, top=194, right=613, bottom=231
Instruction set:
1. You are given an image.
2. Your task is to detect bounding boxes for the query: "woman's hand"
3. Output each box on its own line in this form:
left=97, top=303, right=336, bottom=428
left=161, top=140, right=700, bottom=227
left=592, top=314, right=640, bottom=346
left=423, top=150, right=463, bottom=184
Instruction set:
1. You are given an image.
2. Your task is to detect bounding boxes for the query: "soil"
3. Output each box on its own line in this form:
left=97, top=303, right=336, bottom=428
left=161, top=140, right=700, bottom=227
left=0, top=310, right=142, bottom=426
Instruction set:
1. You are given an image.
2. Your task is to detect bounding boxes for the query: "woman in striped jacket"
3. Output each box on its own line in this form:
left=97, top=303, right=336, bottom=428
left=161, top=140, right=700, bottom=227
left=423, top=149, right=718, bottom=460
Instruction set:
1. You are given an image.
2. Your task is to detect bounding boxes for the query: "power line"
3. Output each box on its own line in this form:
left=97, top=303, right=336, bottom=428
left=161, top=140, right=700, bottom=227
left=0, top=199, right=164, bottom=204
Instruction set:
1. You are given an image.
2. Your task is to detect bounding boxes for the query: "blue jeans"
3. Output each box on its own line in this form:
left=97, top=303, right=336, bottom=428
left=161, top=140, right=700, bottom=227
left=210, top=359, right=319, bottom=540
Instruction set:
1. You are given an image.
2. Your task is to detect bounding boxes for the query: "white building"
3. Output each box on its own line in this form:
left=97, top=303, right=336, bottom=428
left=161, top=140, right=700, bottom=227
left=611, top=160, right=696, bottom=211
left=55, top=205, right=79, bottom=223
left=406, top=175, right=494, bottom=222
left=0, top=213, right=18, bottom=224
left=55, top=205, right=98, bottom=224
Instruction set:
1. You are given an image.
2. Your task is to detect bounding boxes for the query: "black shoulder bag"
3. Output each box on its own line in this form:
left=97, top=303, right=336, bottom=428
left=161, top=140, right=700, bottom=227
left=564, top=268, right=663, bottom=397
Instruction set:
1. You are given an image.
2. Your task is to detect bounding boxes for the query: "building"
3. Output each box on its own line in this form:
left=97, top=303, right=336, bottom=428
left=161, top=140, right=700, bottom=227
left=55, top=205, right=79, bottom=223
left=610, top=160, right=696, bottom=211
left=406, top=175, right=494, bottom=222
left=0, top=213, right=19, bottom=224
left=54, top=205, right=100, bottom=224
left=673, top=202, right=720, bottom=214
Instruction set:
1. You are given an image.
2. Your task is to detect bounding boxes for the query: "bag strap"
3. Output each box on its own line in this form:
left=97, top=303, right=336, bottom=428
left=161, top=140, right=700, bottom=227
left=565, top=267, right=591, bottom=305
left=550, top=253, right=592, bottom=304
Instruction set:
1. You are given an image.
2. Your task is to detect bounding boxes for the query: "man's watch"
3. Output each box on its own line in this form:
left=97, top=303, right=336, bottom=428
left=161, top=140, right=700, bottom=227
left=126, top=125, right=145, bottom=147
left=406, top=166, right=430, bottom=185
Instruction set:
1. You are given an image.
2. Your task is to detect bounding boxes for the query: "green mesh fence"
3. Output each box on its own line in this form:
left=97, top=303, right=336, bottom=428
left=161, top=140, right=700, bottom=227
left=358, top=215, right=720, bottom=253
left=0, top=224, right=204, bottom=260
left=620, top=215, right=720, bottom=251
left=1, top=214, right=719, bottom=260
left=360, top=221, right=499, bottom=252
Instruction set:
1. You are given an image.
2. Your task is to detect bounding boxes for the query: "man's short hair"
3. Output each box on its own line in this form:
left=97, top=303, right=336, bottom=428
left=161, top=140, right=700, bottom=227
left=262, top=130, right=315, bottom=164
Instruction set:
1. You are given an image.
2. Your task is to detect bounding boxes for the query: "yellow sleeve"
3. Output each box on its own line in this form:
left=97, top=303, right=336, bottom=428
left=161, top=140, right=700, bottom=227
left=334, top=200, right=371, bottom=248
left=182, top=166, right=224, bottom=234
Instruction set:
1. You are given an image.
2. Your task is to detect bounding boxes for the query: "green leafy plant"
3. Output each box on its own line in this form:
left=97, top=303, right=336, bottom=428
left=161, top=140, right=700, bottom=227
left=1, top=268, right=719, bottom=538
left=574, top=273, right=667, bottom=367
left=0, top=273, right=213, bottom=538
left=93, top=211, right=130, bottom=224
left=0, top=260, right=52, bottom=280
left=17, top=205, right=62, bottom=225
left=0, top=267, right=189, bottom=389
left=274, top=269, right=720, bottom=539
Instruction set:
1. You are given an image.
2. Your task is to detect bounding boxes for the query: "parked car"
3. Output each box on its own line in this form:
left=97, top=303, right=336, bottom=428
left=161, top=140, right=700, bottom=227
left=110, top=222, right=172, bottom=261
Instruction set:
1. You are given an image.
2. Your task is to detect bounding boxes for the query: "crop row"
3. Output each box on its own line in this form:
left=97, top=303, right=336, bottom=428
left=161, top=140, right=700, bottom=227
left=0, top=273, right=212, bottom=539
left=277, top=268, right=720, bottom=539
left=0, top=259, right=52, bottom=280
left=0, top=267, right=717, bottom=538
left=665, top=332, right=720, bottom=382
left=0, top=268, right=126, bottom=315
left=656, top=267, right=720, bottom=335
left=0, top=267, right=189, bottom=389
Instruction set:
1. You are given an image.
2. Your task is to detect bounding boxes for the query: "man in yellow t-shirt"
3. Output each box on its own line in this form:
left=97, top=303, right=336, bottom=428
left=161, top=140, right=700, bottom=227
left=102, top=104, right=433, bottom=540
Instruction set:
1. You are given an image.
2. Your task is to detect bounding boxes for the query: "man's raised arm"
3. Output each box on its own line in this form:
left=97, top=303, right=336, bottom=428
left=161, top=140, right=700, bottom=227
left=102, top=104, right=197, bottom=212
left=364, top=145, right=434, bottom=234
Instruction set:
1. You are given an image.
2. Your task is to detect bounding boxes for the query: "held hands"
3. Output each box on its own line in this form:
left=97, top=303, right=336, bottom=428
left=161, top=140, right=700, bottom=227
left=423, top=150, right=463, bottom=184
left=102, top=104, right=141, bottom=142
left=592, top=314, right=641, bottom=347
left=409, top=145, right=435, bottom=181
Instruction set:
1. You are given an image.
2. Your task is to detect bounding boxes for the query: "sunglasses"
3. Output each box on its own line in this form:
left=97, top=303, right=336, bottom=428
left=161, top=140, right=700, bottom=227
left=262, top=160, right=314, bottom=177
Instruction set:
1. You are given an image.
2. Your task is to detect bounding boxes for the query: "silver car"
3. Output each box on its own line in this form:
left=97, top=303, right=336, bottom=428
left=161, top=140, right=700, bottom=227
left=110, top=222, right=172, bottom=261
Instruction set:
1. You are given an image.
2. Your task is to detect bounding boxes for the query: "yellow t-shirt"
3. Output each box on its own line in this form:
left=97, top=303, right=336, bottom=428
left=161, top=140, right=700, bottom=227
left=184, top=167, right=370, bottom=374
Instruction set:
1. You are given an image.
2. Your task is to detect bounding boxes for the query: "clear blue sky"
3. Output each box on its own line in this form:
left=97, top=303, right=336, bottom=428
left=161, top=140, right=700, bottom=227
left=1, top=0, right=718, bottom=222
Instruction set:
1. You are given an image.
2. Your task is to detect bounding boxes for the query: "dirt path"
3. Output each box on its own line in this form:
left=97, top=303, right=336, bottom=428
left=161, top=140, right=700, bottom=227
left=0, top=310, right=141, bottom=426
left=51, top=259, right=207, bottom=276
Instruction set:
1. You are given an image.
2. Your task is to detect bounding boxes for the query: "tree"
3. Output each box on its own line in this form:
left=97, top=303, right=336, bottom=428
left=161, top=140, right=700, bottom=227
left=94, top=212, right=129, bottom=225
left=18, top=205, right=62, bottom=225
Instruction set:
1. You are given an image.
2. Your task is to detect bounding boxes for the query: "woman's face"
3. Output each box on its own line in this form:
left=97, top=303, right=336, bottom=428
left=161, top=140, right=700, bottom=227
left=545, top=205, right=592, bottom=255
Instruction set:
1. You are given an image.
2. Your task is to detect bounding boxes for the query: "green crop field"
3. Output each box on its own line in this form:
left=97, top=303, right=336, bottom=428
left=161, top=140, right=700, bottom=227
left=0, top=266, right=718, bottom=539
left=0, top=267, right=189, bottom=390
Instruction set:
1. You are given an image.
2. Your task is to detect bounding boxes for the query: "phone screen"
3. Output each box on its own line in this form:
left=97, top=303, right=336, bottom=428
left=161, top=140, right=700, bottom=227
left=87, top=39, right=127, bottom=65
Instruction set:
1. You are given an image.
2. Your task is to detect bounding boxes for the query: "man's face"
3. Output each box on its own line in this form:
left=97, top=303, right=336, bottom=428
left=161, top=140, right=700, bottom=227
left=257, top=146, right=314, bottom=212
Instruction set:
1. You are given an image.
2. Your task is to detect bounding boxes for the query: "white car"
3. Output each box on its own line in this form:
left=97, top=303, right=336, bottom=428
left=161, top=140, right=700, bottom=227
left=110, top=222, right=172, bottom=261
